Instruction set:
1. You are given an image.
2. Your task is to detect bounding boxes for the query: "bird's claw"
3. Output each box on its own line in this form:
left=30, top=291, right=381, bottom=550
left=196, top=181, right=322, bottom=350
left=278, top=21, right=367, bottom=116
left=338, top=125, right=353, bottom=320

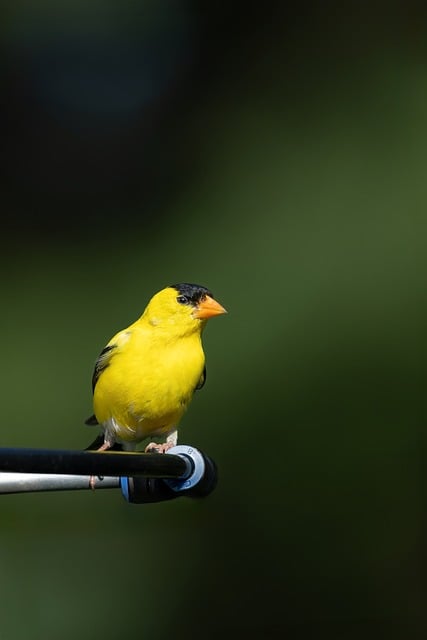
left=145, top=442, right=174, bottom=454
left=89, top=475, right=104, bottom=490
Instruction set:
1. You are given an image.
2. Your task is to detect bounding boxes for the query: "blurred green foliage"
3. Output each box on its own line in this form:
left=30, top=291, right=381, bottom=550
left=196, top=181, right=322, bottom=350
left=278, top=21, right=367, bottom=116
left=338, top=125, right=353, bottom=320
left=0, top=3, right=426, bottom=639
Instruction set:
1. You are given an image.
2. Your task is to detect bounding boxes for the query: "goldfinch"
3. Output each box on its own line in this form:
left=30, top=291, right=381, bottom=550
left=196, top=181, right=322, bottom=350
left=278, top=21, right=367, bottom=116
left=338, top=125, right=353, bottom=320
left=85, top=283, right=226, bottom=457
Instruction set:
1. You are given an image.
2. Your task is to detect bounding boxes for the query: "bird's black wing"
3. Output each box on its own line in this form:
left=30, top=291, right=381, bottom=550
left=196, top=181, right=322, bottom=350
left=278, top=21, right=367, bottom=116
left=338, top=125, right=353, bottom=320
left=91, top=344, right=117, bottom=392
left=195, top=365, right=206, bottom=391
left=84, top=344, right=118, bottom=425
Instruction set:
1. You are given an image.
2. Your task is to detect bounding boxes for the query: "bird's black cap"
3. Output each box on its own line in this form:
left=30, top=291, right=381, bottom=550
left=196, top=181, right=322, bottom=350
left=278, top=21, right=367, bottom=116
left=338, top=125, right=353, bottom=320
left=171, top=283, right=213, bottom=305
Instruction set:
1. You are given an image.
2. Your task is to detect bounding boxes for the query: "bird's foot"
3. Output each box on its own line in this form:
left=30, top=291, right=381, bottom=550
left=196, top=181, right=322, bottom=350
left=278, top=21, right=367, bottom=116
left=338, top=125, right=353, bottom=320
left=145, top=441, right=174, bottom=454
left=89, top=439, right=113, bottom=490
left=89, top=475, right=100, bottom=491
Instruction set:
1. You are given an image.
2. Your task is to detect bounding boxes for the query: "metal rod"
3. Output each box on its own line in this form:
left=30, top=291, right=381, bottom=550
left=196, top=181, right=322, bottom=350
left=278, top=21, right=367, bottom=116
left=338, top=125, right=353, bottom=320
left=0, top=472, right=120, bottom=494
left=0, top=448, right=190, bottom=479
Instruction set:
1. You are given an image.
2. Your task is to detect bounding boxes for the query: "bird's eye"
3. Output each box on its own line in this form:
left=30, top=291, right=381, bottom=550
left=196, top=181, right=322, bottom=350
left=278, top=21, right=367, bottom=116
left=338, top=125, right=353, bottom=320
left=176, top=295, right=189, bottom=304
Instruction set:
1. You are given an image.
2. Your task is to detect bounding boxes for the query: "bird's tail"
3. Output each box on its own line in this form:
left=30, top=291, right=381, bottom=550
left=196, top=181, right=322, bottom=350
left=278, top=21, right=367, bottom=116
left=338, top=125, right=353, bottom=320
left=84, top=434, right=123, bottom=452
left=84, top=415, right=124, bottom=451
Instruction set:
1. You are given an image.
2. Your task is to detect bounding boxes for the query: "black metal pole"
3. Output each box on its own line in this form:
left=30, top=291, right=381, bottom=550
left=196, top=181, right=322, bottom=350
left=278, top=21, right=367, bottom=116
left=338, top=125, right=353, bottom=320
left=0, top=448, right=190, bottom=479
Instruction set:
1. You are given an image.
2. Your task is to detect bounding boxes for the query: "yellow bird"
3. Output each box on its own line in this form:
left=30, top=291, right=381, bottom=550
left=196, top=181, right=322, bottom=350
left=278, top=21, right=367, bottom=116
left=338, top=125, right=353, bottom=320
left=85, top=283, right=227, bottom=457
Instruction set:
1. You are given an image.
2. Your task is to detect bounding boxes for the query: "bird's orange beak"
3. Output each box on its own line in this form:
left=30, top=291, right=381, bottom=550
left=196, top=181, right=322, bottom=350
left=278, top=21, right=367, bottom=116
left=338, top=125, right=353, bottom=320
left=193, top=295, right=227, bottom=319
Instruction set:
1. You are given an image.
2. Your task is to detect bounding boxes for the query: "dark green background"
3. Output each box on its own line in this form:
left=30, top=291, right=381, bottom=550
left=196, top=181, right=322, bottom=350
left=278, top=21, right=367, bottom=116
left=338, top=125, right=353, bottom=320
left=1, top=2, right=425, bottom=638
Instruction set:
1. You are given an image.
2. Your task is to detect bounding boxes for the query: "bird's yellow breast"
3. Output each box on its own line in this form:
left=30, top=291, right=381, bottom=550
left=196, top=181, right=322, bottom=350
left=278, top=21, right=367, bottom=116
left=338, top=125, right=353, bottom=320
left=93, top=326, right=205, bottom=442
